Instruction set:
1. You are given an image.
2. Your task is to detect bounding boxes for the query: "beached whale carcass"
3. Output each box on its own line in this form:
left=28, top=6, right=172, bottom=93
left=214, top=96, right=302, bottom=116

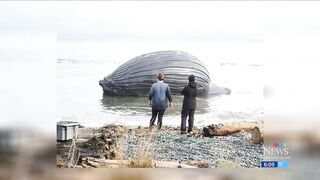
left=99, top=50, right=230, bottom=96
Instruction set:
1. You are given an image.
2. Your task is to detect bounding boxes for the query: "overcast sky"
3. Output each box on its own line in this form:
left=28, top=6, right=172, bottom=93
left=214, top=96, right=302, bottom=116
left=0, top=1, right=319, bottom=41
left=0, top=1, right=319, bottom=63
left=56, top=2, right=264, bottom=42
left=55, top=1, right=265, bottom=63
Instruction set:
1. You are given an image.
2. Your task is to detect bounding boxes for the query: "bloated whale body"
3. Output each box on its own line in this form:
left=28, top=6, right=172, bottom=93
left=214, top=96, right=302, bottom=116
left=99, top=50, right=230, bottom=96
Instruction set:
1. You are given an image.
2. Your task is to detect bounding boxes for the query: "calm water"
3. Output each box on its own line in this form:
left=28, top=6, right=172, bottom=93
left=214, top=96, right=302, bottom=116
left=57, top=59, right=263, bottom=127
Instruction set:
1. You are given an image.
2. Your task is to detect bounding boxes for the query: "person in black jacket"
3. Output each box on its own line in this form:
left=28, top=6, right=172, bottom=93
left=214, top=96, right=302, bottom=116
left=180, top=75, right=197, bottom=134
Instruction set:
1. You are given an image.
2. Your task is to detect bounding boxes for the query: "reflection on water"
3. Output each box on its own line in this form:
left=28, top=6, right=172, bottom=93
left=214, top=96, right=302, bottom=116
left=100, top=95, right=211, bottom=116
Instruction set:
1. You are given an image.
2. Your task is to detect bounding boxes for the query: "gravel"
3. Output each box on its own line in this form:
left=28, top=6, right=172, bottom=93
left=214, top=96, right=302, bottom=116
left=120, top=129, right=263, bottom=168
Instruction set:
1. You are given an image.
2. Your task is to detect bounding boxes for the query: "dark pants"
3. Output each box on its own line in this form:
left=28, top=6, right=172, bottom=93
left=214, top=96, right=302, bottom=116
left=149, top=109, right=165, bottom=129
left=181, top=109, right=195, bottom=133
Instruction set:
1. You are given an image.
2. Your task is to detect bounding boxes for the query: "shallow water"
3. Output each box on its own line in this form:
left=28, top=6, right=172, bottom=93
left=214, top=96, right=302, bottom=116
left=57, top=59, right=263, bottom=127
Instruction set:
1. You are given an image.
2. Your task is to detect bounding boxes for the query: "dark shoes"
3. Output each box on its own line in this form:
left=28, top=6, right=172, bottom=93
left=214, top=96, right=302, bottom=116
left=181, top=131, right=193, bottom=136
left=181, top=129, right=193, bottom=135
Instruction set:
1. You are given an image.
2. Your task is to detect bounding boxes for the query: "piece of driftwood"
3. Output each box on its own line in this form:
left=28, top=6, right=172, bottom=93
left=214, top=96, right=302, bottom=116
left=252, top=127, right=264, bottom=144
left=81, top=157, right=197, bottom=168
left=154, top=161, right=196, bottom=168
left=203, top=123, right=243, bottom=137
left=203, top=122, right=263, bottom=137
left=187, top=161, right=210, bottom=168
left=203, top=126, right=240, bottom=137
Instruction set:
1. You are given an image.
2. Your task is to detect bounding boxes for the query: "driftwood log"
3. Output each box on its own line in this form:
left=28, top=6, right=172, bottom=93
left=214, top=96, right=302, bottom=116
left=203, top=124, right=241, bottom=137
left=203, top=122, right=264, bottom=144
left=252, top=127, right=264, bottom=144
left=81, top=157, right=197, bottom=168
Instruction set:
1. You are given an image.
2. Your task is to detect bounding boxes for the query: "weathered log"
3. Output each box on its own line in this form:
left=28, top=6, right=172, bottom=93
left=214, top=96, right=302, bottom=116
left=203, top=126, right=240, bottom=137
left=85, top=158, right=128, bottom=168
left=81, top=157, right=197, bottom=168
left=203, top=122, right=263, bottom=137
left=203, top=123, right=243, bottom=137
left=252, top=127, right=264, bottom=144
left=187, top=161, right=210, bottom=168
left=154, top=161, right=196, bottom=168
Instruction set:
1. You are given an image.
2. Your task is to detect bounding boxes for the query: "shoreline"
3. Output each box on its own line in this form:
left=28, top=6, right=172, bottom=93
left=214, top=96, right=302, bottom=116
left=57, top=122, right=263, bottom=168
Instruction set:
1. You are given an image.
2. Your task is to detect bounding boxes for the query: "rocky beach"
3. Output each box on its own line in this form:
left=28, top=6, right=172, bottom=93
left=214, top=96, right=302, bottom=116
left=57, top=122, right=263, bottom=168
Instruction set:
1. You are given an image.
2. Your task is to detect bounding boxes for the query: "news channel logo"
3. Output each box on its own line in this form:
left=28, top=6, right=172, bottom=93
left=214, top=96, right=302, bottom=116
left=261, top=142, right=291, bottom=168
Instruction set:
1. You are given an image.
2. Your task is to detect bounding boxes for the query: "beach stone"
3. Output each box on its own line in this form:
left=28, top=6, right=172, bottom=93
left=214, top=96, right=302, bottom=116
left=64, top=125, right=263, bottom=168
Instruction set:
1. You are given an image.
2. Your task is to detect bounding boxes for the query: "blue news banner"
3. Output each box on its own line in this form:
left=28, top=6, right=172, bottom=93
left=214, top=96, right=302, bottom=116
left=260, top=161, right=289, bottom=168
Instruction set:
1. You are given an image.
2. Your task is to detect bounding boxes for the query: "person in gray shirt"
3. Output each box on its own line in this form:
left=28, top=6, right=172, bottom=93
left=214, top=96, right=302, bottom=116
left=148, top=73, right=173, bottom=129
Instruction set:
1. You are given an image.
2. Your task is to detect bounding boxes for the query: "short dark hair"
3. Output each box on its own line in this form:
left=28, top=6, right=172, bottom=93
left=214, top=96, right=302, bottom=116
left=157, top=73, right=165, bottom=81
left=188, top=75, right=195, bottom=82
